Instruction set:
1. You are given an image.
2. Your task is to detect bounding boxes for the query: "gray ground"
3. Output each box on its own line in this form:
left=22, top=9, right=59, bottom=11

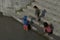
left=0, top=16, right=47, bottom=40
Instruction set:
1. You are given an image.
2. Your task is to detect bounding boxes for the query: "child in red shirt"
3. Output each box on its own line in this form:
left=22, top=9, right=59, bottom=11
left=43, top=22, right=53, bottom=35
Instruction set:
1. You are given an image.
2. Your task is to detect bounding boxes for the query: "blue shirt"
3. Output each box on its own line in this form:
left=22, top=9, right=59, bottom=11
left=23, top=16, right=28, bottom=25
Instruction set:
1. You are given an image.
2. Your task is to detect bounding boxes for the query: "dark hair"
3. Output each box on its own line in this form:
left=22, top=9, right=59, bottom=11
left=43, top=22, right=48, bottom=27
left=33, top=6, right=38, bottom=9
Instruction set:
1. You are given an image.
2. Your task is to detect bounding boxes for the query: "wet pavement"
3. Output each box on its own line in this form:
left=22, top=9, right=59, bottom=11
left=0, top=16, right=48, bottom=40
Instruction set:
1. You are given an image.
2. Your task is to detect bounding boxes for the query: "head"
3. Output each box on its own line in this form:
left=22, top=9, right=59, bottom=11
left=43, top=22, right=49, bottom=27
left=33, top=6, right=38, bottom=9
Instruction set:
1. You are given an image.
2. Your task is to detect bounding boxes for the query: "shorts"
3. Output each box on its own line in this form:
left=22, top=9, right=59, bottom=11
left=23, top=25, right=28, bottom=31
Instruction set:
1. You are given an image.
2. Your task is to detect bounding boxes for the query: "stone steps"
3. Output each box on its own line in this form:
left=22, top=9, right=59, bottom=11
left=32, top=2, right=60, bottom=18
left=38, top=0, right=60, bottom=14
left=45, top=0, right=60, bottom=14
left=34, top=0, right=60, bottom=18
left=22, top=8, right=51, bottom=23
left=23, top=8, right=35, bottom=16
left=14, top=12, right=29, bottom=18
left=35, top=0, right=60, bottom=6
left=23, top=3, right=60, bottom=23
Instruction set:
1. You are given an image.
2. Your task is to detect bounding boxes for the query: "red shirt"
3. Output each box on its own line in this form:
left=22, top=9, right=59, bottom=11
left=44, top=25, right=51, bottom=32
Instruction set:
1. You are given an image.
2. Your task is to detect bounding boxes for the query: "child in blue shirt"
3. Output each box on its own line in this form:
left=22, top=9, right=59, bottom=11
left=23, top=16, right=28, bottom=31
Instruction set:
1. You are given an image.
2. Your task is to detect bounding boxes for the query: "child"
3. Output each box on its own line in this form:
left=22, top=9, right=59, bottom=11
left=33, top=6, right=40, bottom=21
left=23, top=16, right=31, bottom=31
left=23, top=16, right=28, bottom=31
left=43, top=22, right=53, bottom=35
left=41, top=9, right=46, bottom=18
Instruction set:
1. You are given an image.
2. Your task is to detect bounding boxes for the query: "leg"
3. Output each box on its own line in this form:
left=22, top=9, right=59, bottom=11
left=23, top=25, right=26, bottom=31
left=28, top=24, right=31, bottom=30
left=25, top=25, right=28, bottom=31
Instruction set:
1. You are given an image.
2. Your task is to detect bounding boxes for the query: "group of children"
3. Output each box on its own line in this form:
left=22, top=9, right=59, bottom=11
left=23, top=6, right=53, bottom=35
left=33, top=6, right=53, bottom=35
left=23, top=16, right=53, bottom=35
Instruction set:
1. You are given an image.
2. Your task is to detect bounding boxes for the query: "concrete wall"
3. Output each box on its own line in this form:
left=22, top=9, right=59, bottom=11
left=0, top=0, right=33, bottom=16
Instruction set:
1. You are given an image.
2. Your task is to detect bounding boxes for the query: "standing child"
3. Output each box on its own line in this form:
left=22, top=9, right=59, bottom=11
left=23, top=16, right=31, bottom=31
left=23, top=16, right=28, bottom=31
left=33, top=6, right=40, bottom=21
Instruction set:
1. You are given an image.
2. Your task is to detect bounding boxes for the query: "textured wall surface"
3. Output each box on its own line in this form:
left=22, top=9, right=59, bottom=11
left=0, top=0, right=32, bottom=16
